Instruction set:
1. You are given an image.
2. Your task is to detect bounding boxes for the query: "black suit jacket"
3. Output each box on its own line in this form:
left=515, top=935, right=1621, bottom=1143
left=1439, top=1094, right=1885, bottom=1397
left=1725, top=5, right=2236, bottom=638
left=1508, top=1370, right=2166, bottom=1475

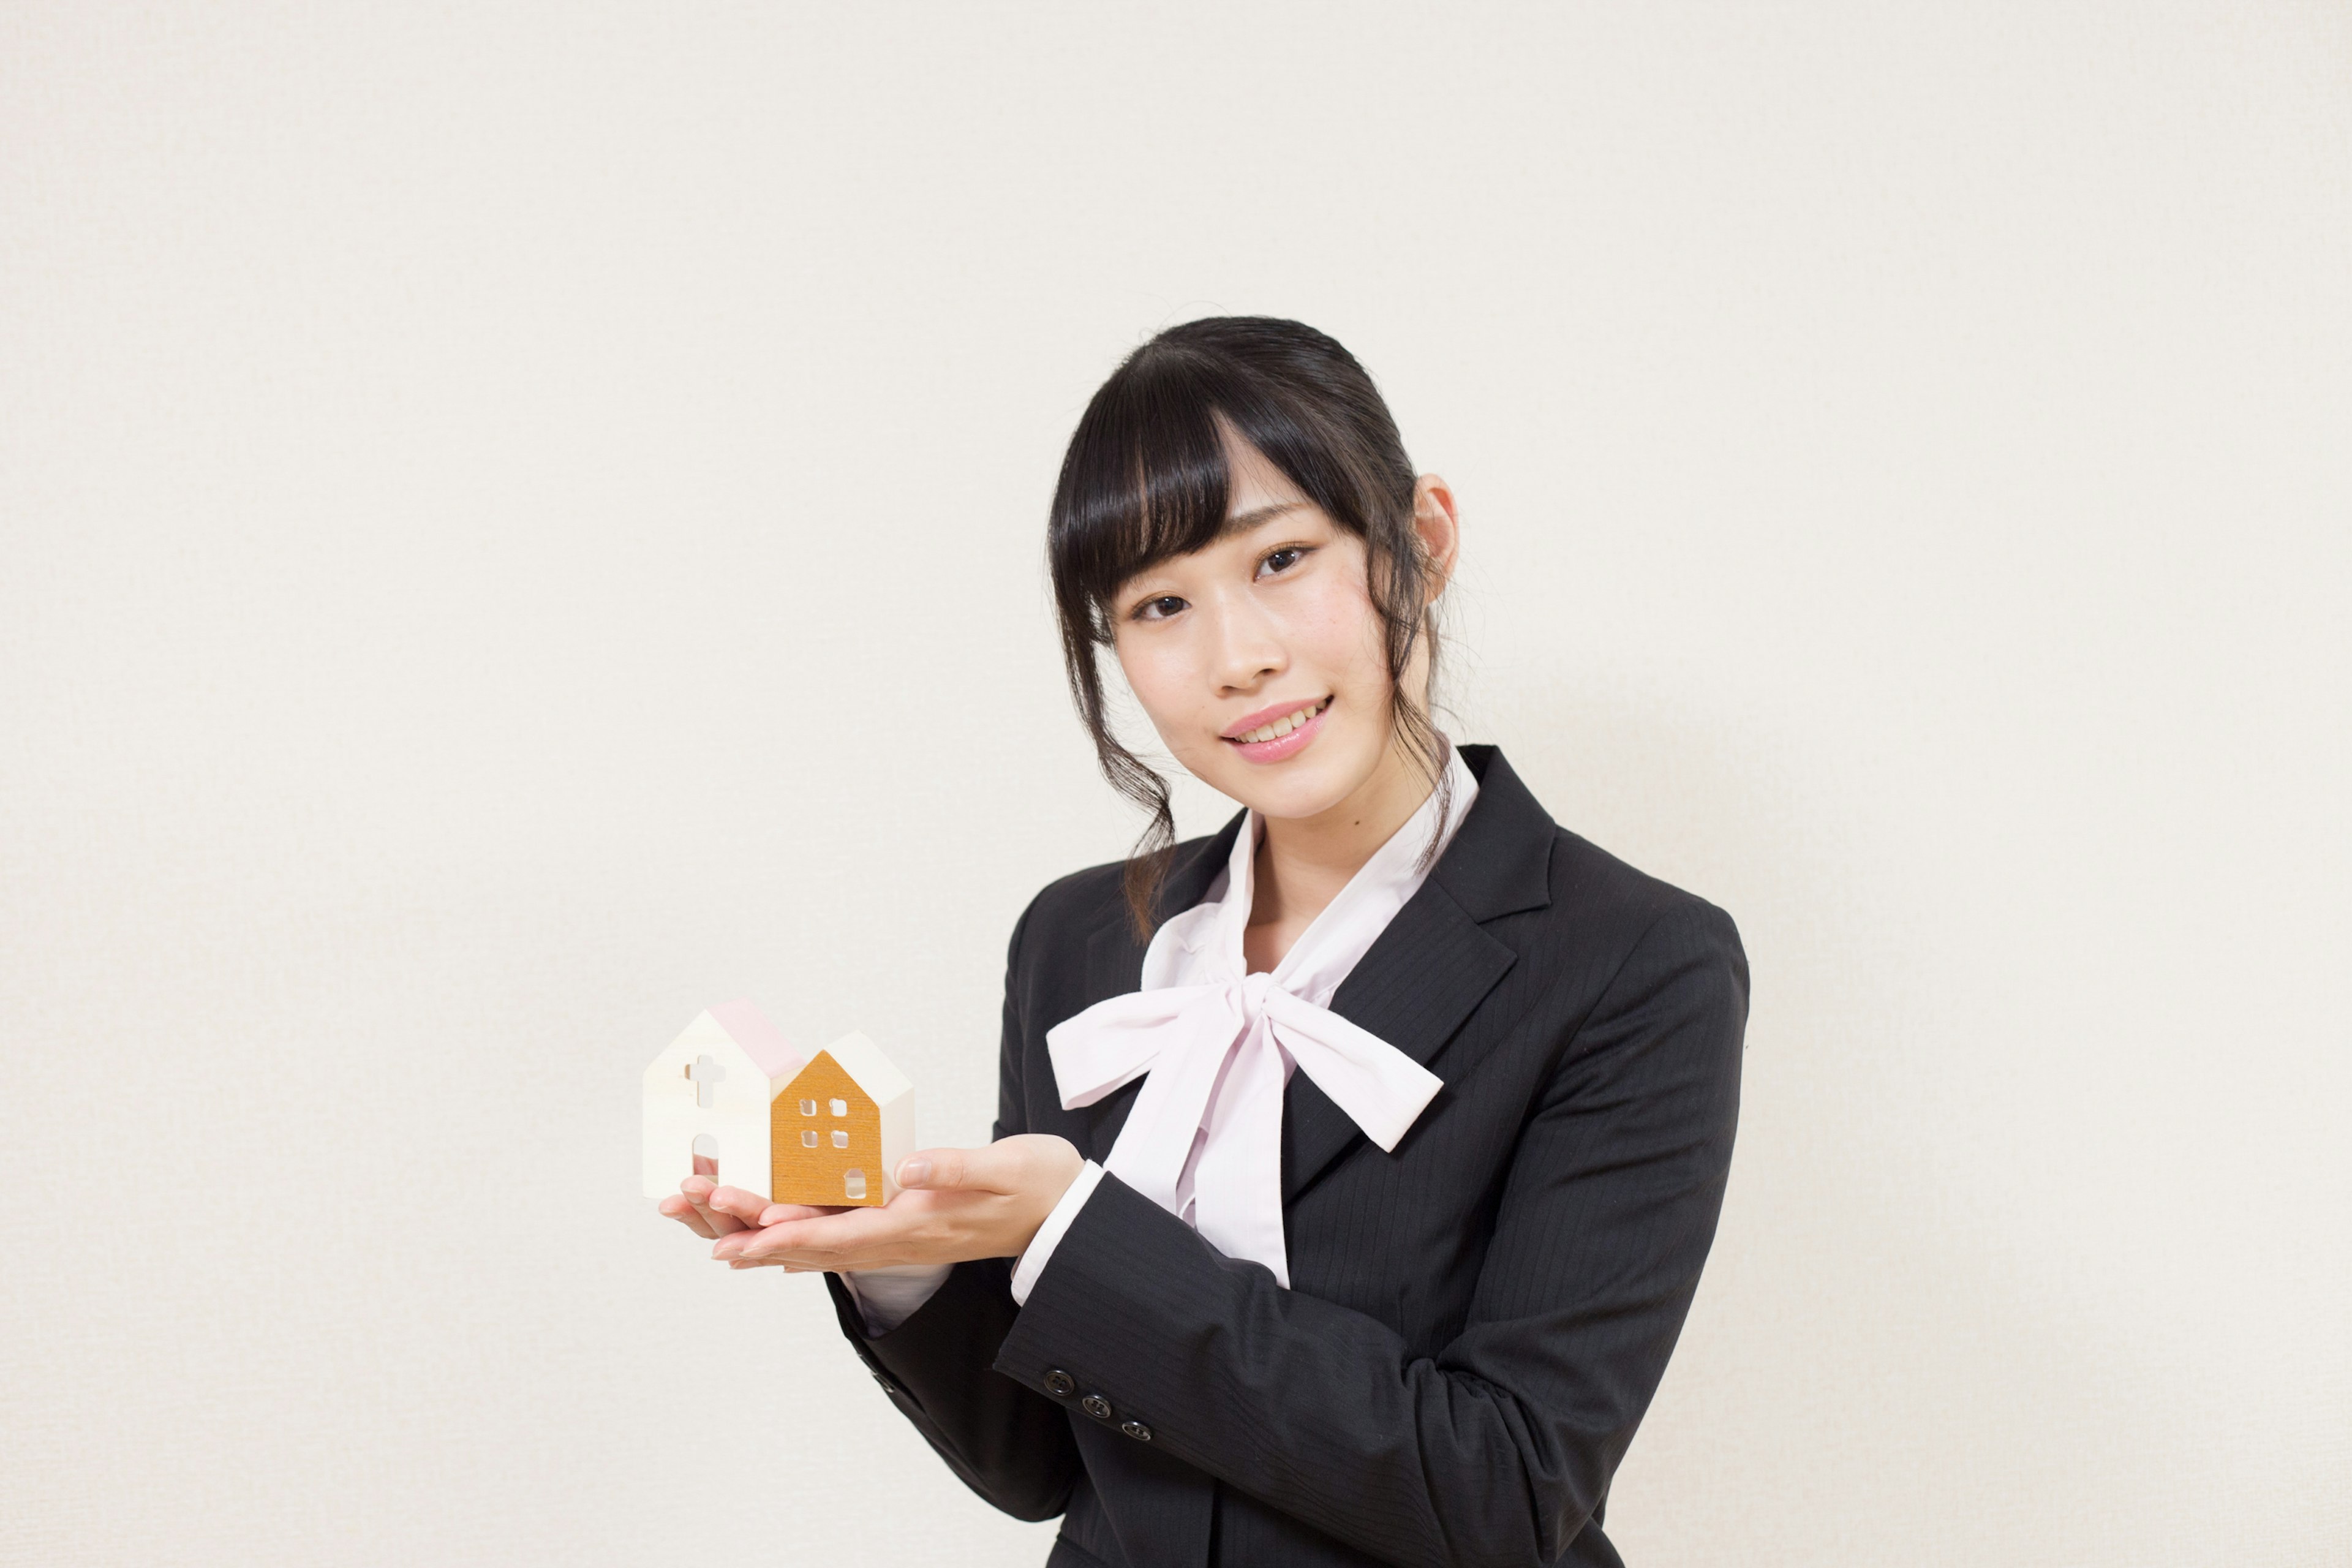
left=825, top=745, right=1749, bottom=1568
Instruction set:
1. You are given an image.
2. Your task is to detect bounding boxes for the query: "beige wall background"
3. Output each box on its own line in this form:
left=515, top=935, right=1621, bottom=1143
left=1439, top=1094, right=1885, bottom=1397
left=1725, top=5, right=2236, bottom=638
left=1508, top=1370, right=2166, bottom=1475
left=4, top=4, right=2346, bottom=1564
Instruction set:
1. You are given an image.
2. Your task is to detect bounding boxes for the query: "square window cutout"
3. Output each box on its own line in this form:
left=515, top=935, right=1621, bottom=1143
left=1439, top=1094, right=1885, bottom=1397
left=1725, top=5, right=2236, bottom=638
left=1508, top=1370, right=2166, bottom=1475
left=832, top=1129, right=849, bottom=1148
left=801, top=1129, right=817, bottom=1148
left=799, top=1098, right=816, bottom=1117
left=828, top=1098, right=848, bottom=1118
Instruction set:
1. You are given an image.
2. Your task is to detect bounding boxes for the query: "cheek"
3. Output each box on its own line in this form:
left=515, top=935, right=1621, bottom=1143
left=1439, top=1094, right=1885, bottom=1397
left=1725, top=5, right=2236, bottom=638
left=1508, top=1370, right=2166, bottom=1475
left=1283, top=574, right=1390, bottom=694
left=1112, top=638, right=1204, bottom=740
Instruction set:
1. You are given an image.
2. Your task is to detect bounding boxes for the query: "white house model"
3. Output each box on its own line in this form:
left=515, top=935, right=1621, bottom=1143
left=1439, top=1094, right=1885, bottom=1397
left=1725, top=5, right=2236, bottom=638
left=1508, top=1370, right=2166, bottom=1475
left=641, top=1000, right=914, bottom=1208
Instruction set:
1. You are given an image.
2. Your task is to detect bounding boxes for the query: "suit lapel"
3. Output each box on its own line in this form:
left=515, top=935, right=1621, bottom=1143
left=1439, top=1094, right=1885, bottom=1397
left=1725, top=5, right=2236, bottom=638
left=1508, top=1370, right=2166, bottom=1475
left=1281, top=880, right=1516, bottom=1200
left=1283, top=745, right=1559, bottom=1201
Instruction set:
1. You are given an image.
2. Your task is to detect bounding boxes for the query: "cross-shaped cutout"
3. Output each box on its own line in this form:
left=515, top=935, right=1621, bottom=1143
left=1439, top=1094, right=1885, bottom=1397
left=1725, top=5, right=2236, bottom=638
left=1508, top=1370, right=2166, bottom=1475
left=687, top=1054, right=727, bottom=1109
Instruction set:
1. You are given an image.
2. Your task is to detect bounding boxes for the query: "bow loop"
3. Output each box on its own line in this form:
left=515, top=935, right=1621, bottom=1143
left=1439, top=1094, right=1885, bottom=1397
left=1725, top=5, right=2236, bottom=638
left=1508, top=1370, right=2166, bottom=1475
left=1046, top=982, right=1234, bottom=1110
left=1260, top=989, right=1442, bottom=1153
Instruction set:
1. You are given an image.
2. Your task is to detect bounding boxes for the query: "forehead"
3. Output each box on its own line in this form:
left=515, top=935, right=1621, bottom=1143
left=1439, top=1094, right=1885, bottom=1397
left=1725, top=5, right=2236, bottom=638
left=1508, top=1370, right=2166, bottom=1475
left=1220, top=426, right=1311, bottom=514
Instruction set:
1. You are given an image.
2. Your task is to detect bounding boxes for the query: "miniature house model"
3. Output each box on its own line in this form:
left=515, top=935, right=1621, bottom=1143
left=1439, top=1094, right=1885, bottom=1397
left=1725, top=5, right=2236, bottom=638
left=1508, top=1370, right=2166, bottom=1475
left=640, top=999, right=913, bottom=1208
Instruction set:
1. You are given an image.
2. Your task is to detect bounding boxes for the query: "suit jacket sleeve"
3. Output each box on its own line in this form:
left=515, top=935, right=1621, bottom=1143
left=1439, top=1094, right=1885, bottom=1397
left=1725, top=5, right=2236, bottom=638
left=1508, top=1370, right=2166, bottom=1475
left=989, top=899, right=1749, bottom=1568
left=818, top=894, right=1083, bottom=1522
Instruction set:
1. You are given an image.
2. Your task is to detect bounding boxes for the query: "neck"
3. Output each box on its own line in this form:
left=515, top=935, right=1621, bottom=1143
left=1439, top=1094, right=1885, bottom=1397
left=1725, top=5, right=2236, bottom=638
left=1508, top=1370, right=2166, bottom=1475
left=1248, top=736, right=1446, bottom=948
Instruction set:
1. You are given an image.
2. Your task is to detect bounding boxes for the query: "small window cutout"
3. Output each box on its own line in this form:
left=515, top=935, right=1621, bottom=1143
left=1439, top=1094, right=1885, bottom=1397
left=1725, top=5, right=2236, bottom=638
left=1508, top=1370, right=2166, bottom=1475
left=799, top=1098, right=816, bottom=1117
left=829, top=1098, right=848, bottom=1117
left=801, top=1129, right=817, bottom=1148
left=690, top=1133, right=718, bottom=1180
left=843, top=1169, right=867, bottom=1200
left=831, top=1129, right=849, bottom=1148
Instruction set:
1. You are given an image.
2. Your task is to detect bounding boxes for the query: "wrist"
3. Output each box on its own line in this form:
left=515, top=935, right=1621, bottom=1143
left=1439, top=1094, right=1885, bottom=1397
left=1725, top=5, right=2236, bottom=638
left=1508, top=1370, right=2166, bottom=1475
left=1020, top=1137, right=1087, bottom=1253
left=1010, top=1159, right=1105, bottom=1305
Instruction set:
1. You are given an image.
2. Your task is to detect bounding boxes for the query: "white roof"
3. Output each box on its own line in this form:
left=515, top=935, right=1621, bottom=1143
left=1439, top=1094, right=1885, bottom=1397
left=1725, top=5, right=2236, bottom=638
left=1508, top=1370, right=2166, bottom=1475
left=801, top=1030, right=911, bottom=1106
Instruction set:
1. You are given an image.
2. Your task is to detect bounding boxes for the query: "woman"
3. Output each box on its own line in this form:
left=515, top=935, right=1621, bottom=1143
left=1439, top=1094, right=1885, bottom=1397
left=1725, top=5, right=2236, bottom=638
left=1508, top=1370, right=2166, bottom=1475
left=657, top=317, right=1749, bottom=1568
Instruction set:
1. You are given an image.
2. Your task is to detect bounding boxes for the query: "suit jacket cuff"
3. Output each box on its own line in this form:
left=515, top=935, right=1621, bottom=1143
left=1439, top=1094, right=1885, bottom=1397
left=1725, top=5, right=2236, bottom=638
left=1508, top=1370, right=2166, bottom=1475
left=838, top=1262, right=956, bottom=1335
left=1009, top=1158, right=1105, bottom=1305
left=989, top=1170, right=1263, bottom=1454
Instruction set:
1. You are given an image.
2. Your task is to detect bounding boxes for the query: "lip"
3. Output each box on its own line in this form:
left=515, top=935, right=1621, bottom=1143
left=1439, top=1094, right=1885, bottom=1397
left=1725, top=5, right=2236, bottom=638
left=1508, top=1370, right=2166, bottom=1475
left=1221, top=695, right=1333, bottom=765
left=1221, top=696, right=1332, bottom=738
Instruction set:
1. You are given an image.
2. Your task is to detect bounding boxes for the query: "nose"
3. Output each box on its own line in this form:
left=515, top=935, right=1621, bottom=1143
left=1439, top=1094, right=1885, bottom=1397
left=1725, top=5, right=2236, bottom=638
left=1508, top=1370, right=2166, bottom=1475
left=1204, top=589, right=1286, bottom=696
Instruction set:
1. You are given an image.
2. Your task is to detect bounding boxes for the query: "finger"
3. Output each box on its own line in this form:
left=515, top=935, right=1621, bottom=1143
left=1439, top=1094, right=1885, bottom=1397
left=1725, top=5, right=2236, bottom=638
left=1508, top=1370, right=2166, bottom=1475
left=892, top=1145, right=984, bottom=1193
left=755, top=1202, right=843, bottom=1227
left=657, top=1193, right=720, bottom=1240
left=704, top=1186, right=774, bottom=1226
left=894, top=1142, right=1028, bottom=1196
left=723, top=1203, right=927, bottom=1266
left=679, top=1175, right=746, bottom=1235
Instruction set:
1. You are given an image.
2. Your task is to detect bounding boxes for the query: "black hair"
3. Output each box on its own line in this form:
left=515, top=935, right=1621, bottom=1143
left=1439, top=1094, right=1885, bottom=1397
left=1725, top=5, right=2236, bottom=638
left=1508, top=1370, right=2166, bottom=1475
left=1046, top=316, right=1450, bottom=934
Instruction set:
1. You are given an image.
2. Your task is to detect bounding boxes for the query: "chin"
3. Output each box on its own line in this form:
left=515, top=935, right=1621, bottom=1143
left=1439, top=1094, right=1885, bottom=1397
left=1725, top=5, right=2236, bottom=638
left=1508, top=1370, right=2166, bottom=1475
left=1199, top=736, right=1383, bottom=823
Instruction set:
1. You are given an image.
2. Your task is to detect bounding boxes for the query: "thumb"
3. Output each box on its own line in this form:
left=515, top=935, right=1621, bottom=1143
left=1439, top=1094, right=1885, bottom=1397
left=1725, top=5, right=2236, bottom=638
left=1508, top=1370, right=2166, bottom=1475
left=895, top=1144, right=1001, bottom=1193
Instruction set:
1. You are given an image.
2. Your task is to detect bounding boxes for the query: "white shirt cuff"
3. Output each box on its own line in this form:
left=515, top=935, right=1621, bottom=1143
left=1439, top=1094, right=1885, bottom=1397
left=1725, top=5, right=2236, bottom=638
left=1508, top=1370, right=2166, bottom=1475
left=1010, top=1159, right=1106, bottom=1306
left=837, top=1261, right=954, bottom=1336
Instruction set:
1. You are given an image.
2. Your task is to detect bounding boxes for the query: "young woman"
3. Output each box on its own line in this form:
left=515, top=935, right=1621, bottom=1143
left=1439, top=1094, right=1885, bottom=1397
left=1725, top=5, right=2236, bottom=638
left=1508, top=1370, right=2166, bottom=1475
left=657, top=317, right=1748, bottom=1568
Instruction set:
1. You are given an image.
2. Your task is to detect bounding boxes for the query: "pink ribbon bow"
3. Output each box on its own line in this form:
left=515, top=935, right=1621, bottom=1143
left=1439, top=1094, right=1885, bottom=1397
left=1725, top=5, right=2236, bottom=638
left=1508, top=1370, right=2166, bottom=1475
left=1044, top=757, right=1474, bottom=1287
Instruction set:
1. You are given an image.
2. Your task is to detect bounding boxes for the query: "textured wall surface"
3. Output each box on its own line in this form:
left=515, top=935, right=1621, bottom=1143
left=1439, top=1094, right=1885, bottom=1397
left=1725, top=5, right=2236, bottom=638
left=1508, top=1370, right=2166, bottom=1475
left=3, top=4, right=2346, bottom=1563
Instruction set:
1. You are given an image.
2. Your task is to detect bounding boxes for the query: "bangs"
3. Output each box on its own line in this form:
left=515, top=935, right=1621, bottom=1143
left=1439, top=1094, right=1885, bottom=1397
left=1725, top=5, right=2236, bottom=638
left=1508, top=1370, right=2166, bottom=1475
left=1047, top=350, right=1242, bottom=639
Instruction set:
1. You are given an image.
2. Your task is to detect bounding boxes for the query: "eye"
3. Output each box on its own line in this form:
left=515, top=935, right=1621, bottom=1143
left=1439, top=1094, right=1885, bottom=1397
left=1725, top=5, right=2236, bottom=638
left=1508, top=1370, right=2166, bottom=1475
left=1131, top=594, right=1187, bottom=622
left=1257, top=546, right=1311, bottom=578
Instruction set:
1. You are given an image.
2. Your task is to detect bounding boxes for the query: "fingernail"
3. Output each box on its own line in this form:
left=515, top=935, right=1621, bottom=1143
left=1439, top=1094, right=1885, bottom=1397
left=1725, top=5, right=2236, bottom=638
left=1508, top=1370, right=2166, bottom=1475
left=898, top=1158, right=930, bottom=1186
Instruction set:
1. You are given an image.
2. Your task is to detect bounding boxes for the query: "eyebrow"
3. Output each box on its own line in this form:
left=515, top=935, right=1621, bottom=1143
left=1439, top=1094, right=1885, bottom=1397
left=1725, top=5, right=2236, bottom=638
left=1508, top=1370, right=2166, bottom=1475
left=1118, top=501, right=1312, bottom=613
left=1218, top=501, right=1305, bottom=538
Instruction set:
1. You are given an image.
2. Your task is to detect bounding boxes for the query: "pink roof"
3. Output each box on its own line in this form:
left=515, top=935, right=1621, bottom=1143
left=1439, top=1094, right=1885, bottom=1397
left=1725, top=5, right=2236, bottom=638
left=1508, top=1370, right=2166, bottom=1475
left=704, top=998, right=808, bottom=1081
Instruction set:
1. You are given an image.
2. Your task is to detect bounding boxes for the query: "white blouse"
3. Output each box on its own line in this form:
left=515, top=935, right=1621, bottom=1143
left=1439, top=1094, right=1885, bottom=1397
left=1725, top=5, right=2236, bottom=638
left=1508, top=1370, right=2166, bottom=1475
left=846, top=744, right=1479, bottom=1332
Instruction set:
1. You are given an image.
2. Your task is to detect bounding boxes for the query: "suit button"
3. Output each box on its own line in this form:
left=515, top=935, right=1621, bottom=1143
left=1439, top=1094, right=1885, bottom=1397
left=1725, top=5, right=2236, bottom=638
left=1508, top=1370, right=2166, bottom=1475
left=1080, top=1393, right=1114, bottom=1421
left=1044, top=1370, right=1076, bottom=1398
left=1120, top=1420, right=1152, bottom=1442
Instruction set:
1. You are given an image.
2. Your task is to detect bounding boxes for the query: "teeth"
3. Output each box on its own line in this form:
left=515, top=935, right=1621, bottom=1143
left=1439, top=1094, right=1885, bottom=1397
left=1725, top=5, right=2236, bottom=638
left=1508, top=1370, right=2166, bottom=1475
left=1238, top=699, right=1325, bottom=744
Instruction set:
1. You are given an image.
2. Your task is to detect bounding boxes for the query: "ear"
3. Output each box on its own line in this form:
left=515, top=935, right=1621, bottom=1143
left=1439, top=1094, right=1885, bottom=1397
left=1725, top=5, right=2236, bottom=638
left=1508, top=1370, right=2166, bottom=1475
left=1411, top=474, right=1462, bottom=598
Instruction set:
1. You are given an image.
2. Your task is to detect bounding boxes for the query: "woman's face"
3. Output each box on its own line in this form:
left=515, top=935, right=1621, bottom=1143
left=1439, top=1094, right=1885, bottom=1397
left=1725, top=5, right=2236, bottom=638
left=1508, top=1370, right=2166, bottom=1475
left=1109, top=433, right=1453, bottom=824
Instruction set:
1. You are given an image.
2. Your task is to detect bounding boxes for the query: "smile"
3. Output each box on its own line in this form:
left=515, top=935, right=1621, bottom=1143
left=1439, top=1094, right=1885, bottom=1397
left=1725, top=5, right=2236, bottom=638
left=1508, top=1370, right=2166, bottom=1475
left=1221, top=696, right=1333, bottom=763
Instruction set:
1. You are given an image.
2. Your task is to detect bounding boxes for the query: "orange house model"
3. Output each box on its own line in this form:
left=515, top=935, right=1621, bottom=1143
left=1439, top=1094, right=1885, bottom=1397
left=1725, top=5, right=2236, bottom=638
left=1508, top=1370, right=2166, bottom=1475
left=769, top=1033, right=914, bottom=1208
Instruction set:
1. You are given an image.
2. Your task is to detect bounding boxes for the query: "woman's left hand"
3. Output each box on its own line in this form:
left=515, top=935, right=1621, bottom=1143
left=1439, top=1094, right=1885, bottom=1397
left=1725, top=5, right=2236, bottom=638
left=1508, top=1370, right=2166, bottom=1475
left=701, top=1133, right=1085, bottom=1272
